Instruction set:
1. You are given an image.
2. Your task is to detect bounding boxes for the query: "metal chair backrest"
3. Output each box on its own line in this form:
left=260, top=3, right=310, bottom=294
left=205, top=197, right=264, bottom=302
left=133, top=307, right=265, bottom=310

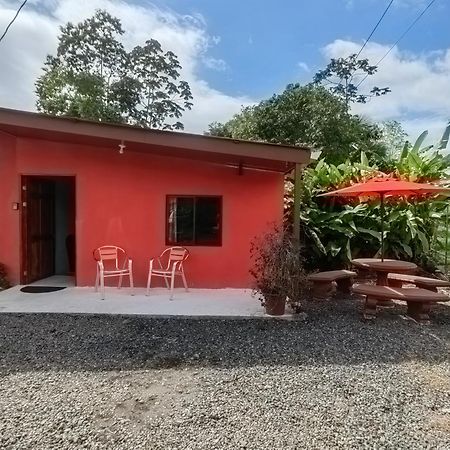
left=94, top=246, right=127, bottom=271
left=162, top=247, right=189, bottom=271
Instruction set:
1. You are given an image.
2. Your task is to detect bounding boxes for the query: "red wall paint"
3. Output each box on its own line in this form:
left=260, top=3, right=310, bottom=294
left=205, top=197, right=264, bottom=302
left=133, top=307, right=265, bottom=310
left=0, top=132, right=20, bottom=283
left=1, top=136, right=284, bottom=288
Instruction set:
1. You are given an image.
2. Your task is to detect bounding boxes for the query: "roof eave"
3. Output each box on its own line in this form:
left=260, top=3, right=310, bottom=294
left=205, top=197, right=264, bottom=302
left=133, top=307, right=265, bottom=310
left=0, top=108, right=311, bottom=172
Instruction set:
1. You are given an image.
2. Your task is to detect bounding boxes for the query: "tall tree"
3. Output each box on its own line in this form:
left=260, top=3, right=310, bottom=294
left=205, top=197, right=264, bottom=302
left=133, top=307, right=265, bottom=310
left=378, top=120, right=409, bottom=160
left=36, top=10, right=193, bottom=130
left=128, top=39, right=193, bottom=130
left=207, top=84, right=386, bottom=164
left=313, top=54, right=390, bottom=109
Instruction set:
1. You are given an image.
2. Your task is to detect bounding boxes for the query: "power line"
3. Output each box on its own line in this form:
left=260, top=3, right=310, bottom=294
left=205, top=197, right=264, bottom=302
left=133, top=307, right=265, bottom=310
left=355, top=0, right=395, bottom=59
left=341, top=0, right=394, bottom=92
left=0, top=0, right=28, bottom=45
left=356, top=0, right=437, bottom=89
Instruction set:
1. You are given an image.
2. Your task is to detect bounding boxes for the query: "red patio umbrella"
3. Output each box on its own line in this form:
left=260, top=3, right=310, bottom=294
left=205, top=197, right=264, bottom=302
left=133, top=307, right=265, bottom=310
left=318, top=177, right=450, bottom=261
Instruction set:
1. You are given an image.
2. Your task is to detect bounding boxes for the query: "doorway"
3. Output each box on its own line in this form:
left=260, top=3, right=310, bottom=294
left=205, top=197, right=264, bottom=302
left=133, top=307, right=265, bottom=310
left=21, top=176, right=76, bottom=285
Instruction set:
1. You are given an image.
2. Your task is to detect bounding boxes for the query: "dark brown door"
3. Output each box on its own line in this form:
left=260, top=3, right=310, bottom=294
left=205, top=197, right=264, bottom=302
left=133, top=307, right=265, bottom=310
left=22, top=177, right=56, bottom=284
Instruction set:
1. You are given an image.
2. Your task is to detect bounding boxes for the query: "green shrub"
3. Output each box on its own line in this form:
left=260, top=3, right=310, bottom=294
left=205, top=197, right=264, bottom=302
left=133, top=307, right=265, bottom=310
left=288, top=124, right=450, bottom=271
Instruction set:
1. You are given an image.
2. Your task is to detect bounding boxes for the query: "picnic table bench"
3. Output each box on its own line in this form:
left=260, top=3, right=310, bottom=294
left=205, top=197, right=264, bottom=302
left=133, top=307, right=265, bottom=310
left=388, top=273, right=450, bottom=292
left=351, top=258, right=417, bottom=286
left=352, top=283, right=449, bottom=323
left=308, top=270, right=357, bottom=297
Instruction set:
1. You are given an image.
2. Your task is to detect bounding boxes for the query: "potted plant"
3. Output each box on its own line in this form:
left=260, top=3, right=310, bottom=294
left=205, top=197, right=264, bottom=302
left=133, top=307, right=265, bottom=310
left=250, top=227, right=309, bottom=316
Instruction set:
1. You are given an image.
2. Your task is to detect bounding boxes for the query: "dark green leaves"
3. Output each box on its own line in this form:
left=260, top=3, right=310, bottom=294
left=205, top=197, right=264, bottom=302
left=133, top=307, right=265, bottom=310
left=35, top=10, right=193, bottom=130
left=313, top=53, right=390, bottom=108
left=206, top=84, right=386, bottom=165
left=128, top=39, right=193, bottom=130
left=395, top=122, right=450, bottom=183
left=291, top=131, right=450, bottom=271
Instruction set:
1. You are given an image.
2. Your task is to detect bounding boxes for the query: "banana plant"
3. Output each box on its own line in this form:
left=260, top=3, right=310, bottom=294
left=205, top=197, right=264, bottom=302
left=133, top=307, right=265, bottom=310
left=396, top=122, right=450, bottom=182
left=293, top=124, right=450, bottom=271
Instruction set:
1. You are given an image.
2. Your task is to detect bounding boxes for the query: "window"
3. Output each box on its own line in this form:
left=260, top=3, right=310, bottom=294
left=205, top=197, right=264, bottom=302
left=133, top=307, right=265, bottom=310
left=166, top=196, right=222, bottom=246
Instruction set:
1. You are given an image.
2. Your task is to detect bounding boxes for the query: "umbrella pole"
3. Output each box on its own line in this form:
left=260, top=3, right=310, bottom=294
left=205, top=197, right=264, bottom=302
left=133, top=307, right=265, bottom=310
left=380, top=193, right=385, bottom=262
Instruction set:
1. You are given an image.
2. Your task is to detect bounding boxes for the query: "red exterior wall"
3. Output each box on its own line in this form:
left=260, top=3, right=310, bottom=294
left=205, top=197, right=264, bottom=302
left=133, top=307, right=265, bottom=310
left=0, top=135, right=284, bottom=288
left=0, top=132, right=20, bottom=283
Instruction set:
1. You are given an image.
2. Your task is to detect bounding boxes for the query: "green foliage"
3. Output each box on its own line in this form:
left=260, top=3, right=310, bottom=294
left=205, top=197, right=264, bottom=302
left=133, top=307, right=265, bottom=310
left=431, top=206, right=450, bottom=273
left=394, top=125, right=450, bottom=182
left=293, top=154, right=380, bottom=270
left=313, top=54, right=390, bottom=108
left=207, top=84, right=386, bottom=165
left=378, top=120, right=409, bottom=161
left=36, top=10, right=193, bottom=130
left=128, top=39, right=193, bottom=130
left=293, top=123, right=450, bottom=271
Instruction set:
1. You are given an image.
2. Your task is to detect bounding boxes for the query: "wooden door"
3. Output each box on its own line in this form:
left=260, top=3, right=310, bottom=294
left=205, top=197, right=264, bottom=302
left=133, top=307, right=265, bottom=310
left=22, top=177, right=55, bottom=284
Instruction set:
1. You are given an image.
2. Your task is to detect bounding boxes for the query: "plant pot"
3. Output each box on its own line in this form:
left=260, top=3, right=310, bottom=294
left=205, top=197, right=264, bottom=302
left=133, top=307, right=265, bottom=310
left=264, top=294, right=286, bottom=316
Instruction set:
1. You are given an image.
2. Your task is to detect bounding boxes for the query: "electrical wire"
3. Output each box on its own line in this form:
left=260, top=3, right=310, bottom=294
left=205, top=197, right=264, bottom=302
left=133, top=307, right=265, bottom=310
left=355, top=0, right=395, bottom=59
left=338, top=0, right=394, bottom=92
left=0, top=0, right=28, bottom=45
left=356, top=0, right=437, bottom=89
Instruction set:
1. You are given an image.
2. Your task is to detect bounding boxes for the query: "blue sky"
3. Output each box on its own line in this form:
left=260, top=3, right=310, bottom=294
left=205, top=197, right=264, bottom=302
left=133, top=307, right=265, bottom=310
left=0, top=0, right=449, bottom=141
left=158, top=0, right=448, bottom=98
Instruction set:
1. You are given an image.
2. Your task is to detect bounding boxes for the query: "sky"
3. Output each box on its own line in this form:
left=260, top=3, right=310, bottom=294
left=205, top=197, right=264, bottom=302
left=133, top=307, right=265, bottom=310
left=0, top=0, right=449, bottom=144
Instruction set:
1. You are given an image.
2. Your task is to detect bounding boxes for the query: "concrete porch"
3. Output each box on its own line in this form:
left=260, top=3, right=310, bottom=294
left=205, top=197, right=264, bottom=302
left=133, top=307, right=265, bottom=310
left=0, top=279, right=272, bottom=318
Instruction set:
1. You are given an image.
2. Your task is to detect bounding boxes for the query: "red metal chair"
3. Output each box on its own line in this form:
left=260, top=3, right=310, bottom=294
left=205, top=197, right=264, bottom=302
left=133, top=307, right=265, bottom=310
left=94, top=246, right=134, bottom=300
left=146, top=247, right=189, bottom=300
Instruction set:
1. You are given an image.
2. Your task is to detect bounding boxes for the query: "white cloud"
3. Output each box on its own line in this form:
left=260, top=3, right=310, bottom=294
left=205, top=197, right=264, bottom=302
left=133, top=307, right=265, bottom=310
left=322, top=39, right=450, bottom=145
left=203, top=57, right=228, bottom=72
left=0, top=0, right=251, bottom=132
left=297, top=62, right=310, bottom=72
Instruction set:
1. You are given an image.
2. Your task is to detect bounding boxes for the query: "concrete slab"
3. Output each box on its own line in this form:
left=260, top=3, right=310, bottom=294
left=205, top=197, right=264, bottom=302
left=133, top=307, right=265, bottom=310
left=29, top=275, right=75, bottom=287
left=0, top=285, right=278, bottom=318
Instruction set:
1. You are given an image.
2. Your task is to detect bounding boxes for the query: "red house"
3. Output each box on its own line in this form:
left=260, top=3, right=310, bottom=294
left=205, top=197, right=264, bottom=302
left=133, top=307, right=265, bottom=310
left=0, top=108, right=310, bottom=289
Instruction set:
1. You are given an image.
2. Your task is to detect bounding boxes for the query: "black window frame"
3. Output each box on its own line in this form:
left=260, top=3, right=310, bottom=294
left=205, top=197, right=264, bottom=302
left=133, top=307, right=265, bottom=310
left=165, top=195, right=223, bottom=247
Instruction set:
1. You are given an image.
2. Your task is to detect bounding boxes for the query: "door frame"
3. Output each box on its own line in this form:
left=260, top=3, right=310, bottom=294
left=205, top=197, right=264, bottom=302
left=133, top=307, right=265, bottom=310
left=20, top=174, right=77, bottom=285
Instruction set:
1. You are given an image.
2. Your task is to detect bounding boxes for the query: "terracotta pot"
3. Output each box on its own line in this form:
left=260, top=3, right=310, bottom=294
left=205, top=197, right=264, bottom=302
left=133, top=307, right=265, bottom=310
left=264, top=293, right=286, bottom=316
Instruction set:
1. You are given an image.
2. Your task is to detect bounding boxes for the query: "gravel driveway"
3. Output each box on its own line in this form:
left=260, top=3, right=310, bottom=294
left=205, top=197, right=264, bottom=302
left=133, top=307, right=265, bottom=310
left=0, top=296, right=449, bottom=449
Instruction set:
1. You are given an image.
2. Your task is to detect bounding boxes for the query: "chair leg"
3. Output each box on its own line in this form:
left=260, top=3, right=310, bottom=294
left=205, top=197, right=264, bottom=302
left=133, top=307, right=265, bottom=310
left=169, top=273, right=175, bottom=300
left=129, top=271, right=134, bottom=296
left=146, top=270, right=152, bottom=296
left=100, top=271, right=105, bottom=300
left=163, top=275, right=170, bottom=289
left=95, top=267, right=99, bottom=292
left=118, top=274, right=123, bottom=289
left=181, top=271, right=189, bottom=292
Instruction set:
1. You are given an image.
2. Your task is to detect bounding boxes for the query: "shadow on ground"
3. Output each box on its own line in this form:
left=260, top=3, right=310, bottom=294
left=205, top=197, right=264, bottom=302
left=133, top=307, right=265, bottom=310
left=0, top=295, right=449, bottom=374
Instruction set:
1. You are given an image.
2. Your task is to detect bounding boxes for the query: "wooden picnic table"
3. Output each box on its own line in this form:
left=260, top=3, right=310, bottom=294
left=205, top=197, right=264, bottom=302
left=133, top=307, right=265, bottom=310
left=351, top=258, right=417, bottom=287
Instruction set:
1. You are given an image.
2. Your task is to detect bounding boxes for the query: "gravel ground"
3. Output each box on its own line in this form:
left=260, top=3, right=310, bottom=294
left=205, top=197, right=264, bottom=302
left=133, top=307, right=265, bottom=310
left=0, top=295, right=449, bottom=449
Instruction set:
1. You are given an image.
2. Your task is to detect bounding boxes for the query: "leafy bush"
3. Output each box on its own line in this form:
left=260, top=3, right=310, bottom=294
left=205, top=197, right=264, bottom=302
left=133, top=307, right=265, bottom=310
left=289, top=124, right=450, bottom=271
left=0, top=263, right=10, bottom=290
left=394, top=128, right=450, bottom=182
left=207, top=84, right=386, bottom=165
left=250, top=227, right=310, bottom=310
